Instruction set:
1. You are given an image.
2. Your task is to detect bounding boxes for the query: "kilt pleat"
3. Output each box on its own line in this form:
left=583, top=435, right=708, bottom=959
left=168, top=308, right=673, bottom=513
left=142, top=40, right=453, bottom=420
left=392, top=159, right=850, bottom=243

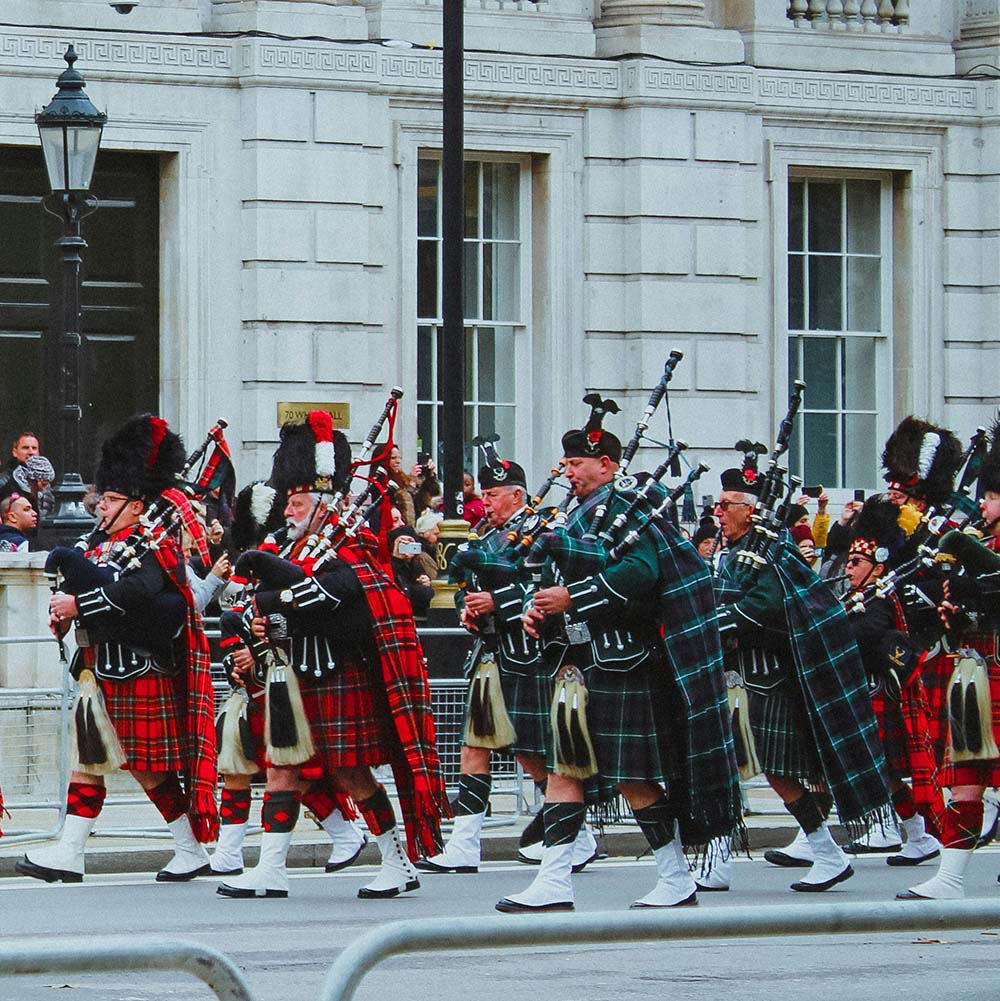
left=919, top=649, right=953, bottom=767
left=499, top=664, right=551, bottom=758
left=101, top=671, right=186, bottom=772
left=872, top=694, right=911, bottom=779
left=747, top=685, right=824, bottom=784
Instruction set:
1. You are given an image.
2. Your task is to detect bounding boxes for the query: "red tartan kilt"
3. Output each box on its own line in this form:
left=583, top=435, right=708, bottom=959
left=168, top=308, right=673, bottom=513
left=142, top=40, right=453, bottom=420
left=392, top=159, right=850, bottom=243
left=919, top=649, right=953, bottom=765
left=100, top=671, right=186, bottom=772
left=939, top=631, right=1000, bottom=788
left=871, top=692, right=910, bottom=778
left=265, top=662, right=399, bottom=773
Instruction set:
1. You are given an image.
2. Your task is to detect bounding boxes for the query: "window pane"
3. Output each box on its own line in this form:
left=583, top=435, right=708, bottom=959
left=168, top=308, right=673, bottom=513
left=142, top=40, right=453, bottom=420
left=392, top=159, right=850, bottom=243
left=489, top=242, right=520, bottom=322
left=807, top=182, right=841, bottom=253
left=788, top=336, right=803, bottom=383
left=847, top=180, right=880, bottom=255
left=843, top=412, right=878, bottom=489
left=463, top=241, right=479, bottom=319
left=464, top=326, right=474, bottom=399
left=788, top=181, right=804, bottom=253
left=464, top=162, right=479, bottom=239
left=417, top=324, right=435, bottom=400
left=417, top=158, right=438, bottom=238
left=493, top=327, right=515, bottom=403
left=843, top=337, right=877, bottom=410
left=803, top=412, right=838, bottom=486
left=808, top=256, right=842, bottom=330
left=0, top=198, right=46, bottom=278
left=847, top=256, right=880, bottom=332
left=493, top=406, right=516, bottom=455
left=788, top=254, right=804, bottom=331
left=417, top=239, right=438, bottom=319
left=417, top=403, right=435, bottom=461
left=483, top=162, right=519, bottom=241
left=802, top=337, right=838, bottom=409
left=478, top=327, right=496, bottom=402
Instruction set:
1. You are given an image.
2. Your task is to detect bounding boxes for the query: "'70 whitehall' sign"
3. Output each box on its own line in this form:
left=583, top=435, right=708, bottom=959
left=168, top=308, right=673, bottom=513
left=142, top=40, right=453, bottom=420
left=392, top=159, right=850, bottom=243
left=276, top=402, right=350, bottom=428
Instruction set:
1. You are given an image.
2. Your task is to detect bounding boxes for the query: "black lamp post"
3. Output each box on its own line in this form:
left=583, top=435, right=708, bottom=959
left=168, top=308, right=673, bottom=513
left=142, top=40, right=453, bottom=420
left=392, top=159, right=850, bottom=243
left=36, top=44, right=106, bottom=542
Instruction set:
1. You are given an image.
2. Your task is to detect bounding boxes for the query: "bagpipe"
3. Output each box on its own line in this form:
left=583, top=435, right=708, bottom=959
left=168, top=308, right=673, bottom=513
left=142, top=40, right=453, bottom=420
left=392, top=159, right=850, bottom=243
left=45, top=420, right=230, bottom=663
left=731, top=381, right=806, bottom=577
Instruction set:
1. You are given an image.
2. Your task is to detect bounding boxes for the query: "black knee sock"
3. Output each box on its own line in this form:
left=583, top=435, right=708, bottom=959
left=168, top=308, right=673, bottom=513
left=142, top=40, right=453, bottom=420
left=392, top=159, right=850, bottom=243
left=786, top=791, right=824, bottom=835
left=542, top=803, right=585, bottom=847
left=455, top=773, right=492, bottom=816
left=632, top=795, right=676, bottom=851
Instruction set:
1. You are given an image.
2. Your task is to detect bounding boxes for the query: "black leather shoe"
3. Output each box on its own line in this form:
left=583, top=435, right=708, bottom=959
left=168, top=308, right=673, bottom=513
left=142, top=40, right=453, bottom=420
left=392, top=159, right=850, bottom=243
left=895, top=888, right=931, bottom=900
left=357, top=878, right=420, bottom=899
left=415, top=858, right=478, bottom=874
left=495, top=897, right=574, bottom=913
left=16, top=856, right=83, bottom=884
left=790, top=865, right=854, bottom=892
left=571, top=850, right=599, bottom=874
left=209, top=865, right=244, bottom=877
left=845, top=840, right=901, bottom=855
left=217, top=883, right=288, bottom=899
left=763, top=849, right=812, bottom=868
left=630, top=891, right=698, bottom=909
left=886, top=849, right=940, bottom=867
left=156, top=863, right=212, bottom=882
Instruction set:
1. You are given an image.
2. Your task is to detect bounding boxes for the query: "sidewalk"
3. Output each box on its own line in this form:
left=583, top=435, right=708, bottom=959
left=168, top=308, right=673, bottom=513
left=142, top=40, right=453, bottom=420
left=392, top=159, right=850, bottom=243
left=0, top=782, right=837, bottom=878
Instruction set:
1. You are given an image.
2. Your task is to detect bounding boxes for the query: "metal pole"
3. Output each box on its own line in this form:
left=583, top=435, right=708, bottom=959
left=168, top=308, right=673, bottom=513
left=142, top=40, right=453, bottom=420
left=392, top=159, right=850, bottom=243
left=321, top=899, right=1000, bottom=1001
left=441, top=0, right=465, bottom=519
left=45, top=192, right=93, bottom=539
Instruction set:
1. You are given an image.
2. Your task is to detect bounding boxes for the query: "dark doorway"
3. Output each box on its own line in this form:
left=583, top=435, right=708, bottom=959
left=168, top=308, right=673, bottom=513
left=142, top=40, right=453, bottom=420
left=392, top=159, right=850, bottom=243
left=0, top=147, right=160, bottom=482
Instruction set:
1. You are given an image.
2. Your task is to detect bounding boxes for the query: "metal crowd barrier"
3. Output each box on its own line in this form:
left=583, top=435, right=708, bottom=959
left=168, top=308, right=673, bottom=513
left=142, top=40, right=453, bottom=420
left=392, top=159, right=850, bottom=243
left=0, top=623, right=528, bottom=844
left=0, top=938, right=255, bottom=1001
left=320, top=899, right=1000, bottom=1001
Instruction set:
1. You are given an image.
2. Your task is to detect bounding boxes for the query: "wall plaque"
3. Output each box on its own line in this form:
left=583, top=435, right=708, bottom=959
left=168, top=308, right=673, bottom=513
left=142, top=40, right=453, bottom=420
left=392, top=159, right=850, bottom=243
left=277, top=402, right=350, bottom=427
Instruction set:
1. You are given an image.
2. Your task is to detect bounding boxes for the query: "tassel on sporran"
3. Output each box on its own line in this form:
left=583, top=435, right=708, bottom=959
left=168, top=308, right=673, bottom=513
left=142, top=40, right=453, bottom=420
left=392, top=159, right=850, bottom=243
left=72, top=668, right=126, bottom=774
left=550, top=664, right=598, bottom=779
left=727, top=680, right=761, bottom=781
left=946, top=648, right=1000, bottom=763
left=216, top=688, right=259, bottom=776
left=265, top=649, right=315, bottom=766
left=464, top=654, right=517, bottom=749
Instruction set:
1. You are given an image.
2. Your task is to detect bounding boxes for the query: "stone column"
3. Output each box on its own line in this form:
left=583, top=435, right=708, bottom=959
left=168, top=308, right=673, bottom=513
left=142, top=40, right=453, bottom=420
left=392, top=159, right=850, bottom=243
left=0, top=553, right=60, bottom=688
left=595, top=0, right=744, bottom=61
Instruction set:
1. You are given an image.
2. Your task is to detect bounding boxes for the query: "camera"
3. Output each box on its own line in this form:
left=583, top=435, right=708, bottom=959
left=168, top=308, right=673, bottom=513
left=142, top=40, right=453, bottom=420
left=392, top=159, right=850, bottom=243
left=801, top=485, right=823, bottom=499
left=398, top=540, right=423, bottom=557
left=854, top=489, right=866, bottom=502
left=416, top=451, right=431, bottom=467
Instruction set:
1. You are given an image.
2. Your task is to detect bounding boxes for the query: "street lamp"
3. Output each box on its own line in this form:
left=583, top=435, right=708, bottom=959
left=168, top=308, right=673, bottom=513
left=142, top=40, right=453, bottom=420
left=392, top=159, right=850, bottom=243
left=36, top=44, right=106, bottom=541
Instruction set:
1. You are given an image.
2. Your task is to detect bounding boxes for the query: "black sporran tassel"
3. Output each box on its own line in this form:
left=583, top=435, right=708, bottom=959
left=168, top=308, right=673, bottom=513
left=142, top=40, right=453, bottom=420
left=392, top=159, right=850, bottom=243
left=550, top=665, right=597, bottom=779
left=946, top=650, right=999, bottom=762
left=72, top=668, right=126, bottom=774
left=265, top=650, right=314, bottom=766
left=464, top=656, right=516, bottom=749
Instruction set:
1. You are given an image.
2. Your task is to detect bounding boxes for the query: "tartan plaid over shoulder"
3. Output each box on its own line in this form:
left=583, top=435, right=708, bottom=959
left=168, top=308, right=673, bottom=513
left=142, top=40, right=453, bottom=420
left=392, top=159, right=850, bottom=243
left=717, top=536, right=891, bottom=828
left=560, top=485, right=742, bottom=845
left=337, top=532, right=450, bottom=860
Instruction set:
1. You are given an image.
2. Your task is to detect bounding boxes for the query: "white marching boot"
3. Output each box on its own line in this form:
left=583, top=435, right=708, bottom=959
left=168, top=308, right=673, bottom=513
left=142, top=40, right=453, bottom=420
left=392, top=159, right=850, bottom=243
left=156, top=815, right=212, bottom=882
left=210, top=822, right=247, bottom=876
left=518, top=823, right=598, bottom=873
left=845, top=819, right=902, bottom=855
left=897, top=848, right=972, bottom=900
left=415, top=812, right=484, bottom=873
left=692, top=837, right=732, bottom=891
left=764, top=826, right=814, bottom=868
left=358, top=826, right=420, bottom=898
left=631, top=836, right=698, bottom=908
left=496, top=842, right=576, bottom=912
left=570, top=824, right=600, bottom=873
left=887, top=813, right=942, bottom=867
left=217, top=831, right=293, bottom=898
left=790, top=825, right=853, bottom=892
left=320, top=809, right=369, bottom=873
left=16, top=814, right=97, bottom=883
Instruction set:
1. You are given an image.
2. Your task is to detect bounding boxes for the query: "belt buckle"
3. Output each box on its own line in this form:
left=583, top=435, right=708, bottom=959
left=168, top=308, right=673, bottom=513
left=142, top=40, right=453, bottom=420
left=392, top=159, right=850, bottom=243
left=565, top=621, right=591, bottom=645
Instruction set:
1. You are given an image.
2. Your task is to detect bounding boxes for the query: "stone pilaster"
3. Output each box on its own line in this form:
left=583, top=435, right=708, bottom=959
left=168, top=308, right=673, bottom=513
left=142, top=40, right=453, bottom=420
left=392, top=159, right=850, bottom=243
left=595, top=0, right=744, bottom=61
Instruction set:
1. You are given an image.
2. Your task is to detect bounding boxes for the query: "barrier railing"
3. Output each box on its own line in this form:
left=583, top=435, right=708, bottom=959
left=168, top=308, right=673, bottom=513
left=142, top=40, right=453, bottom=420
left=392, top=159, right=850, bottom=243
left=320, top=899, right=1000, bottom=1001
left=0, top=938, right=256, bottom=1001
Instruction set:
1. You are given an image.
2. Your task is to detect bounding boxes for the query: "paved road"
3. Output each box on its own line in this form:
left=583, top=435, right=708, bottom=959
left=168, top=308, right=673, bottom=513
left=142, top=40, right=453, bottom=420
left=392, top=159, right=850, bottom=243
left=1, top=849, right=998, bottom=1001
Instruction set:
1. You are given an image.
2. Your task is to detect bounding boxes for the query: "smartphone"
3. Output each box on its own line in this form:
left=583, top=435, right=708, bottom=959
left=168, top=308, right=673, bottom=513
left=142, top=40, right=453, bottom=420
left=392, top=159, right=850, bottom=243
left=801, top=485, right=823, bottom=498
left=853, top=489, right=866, bottom=502
left=398, top=540, right=423, bottom=556
left=416, top=451, right=431, bottom=467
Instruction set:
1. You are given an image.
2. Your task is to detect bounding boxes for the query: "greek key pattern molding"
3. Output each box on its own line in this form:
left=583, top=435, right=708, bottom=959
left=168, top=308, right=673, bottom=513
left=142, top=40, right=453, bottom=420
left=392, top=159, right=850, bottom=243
left=0, top=32, right=231, bottom=73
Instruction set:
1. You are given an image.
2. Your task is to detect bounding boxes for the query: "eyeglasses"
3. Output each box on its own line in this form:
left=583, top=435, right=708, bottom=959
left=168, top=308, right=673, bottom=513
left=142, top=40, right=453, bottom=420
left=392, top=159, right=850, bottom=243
left=714, top=501, right=750, bottom=512
left=100, top=493, right=131, bottom=505
left=845, top=556, right=873, bottom=568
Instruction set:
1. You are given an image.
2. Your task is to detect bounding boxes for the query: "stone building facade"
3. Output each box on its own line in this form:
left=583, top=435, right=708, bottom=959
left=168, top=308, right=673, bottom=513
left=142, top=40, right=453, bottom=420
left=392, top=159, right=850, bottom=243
left=1, top=0, right=999, bottom=502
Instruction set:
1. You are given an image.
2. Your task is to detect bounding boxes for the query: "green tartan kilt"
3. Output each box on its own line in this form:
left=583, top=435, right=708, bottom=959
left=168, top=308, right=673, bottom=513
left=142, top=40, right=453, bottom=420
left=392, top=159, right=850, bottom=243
left=498, top=660, right=552, bottom=759
left=747, top=684, right=824, bottom=784
left=548, top=654, right=677, bottom=803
